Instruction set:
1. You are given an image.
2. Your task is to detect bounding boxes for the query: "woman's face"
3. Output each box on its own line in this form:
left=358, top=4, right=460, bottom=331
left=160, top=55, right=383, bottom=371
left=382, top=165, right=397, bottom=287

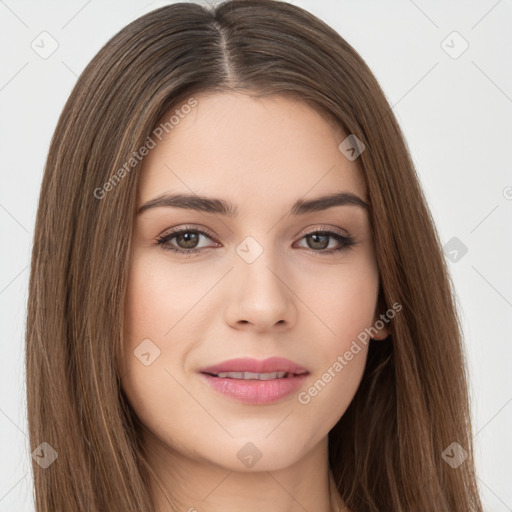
left=121, top=92, right=386, bottom=473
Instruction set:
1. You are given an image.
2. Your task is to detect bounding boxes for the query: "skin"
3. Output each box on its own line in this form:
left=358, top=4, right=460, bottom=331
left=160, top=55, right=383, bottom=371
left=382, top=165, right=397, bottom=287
left=120, top=92, right=388, bottom=512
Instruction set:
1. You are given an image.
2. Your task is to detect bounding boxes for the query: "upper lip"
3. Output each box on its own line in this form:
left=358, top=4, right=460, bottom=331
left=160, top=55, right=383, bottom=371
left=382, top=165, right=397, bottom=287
left=199, top=357, right=309, bottom=376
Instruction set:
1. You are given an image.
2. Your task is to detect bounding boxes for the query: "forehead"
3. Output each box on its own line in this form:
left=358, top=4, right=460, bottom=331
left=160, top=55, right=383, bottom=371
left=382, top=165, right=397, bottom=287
left=138, top=92, right=367, bottom=210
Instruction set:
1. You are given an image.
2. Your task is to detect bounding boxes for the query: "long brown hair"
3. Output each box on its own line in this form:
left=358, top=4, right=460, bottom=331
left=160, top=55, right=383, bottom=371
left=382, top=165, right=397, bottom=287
left=26, top=1, right=483, bottom=510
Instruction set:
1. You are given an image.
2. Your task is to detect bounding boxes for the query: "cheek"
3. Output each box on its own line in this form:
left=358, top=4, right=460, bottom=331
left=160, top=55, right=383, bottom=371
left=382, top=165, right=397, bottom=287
left=121, top=255, right=186, bottom=412
left=294, top=256, right=378, bottom=414
left=298, top=344, right=368, bottom=427
left=123, top=253, right=200, bottom=350
left=295, top=279, right=374, bottom=429
left=120, top=263, right=189, bottom=454
left=298, top=252, right=379, bottom=347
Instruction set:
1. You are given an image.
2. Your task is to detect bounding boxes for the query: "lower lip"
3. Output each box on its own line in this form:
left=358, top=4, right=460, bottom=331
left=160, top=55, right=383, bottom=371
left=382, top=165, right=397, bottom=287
left=200, top=373, right=308, bottom=404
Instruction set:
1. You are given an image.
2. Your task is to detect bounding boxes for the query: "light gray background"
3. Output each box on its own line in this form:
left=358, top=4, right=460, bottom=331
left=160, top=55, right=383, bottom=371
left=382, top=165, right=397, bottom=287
left=1, top=0, right=511, bottom=510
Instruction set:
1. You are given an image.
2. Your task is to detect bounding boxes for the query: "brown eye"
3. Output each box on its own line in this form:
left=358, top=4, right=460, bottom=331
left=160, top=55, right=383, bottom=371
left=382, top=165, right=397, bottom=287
left=175, top=231, right=200, bottom=249
left=295, top=230, right=356, bottom=255
left=156, top=226, right=356, bottom=257
left=305, top=233, right=330, bottom=250
left=156, top=228, right=219, bottom=254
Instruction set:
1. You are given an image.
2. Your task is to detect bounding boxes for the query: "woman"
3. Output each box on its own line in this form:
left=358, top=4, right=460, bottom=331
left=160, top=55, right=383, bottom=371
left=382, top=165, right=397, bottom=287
left=25, top=1, right=483, bottom=510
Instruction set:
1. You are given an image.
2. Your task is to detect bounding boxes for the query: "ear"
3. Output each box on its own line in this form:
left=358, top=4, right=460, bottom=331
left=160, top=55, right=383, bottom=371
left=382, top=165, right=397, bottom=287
left=371, top=292, right=390, bottom=340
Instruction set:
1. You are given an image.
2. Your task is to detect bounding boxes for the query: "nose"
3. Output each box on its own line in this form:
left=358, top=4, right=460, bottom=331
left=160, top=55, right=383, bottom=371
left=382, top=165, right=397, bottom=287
left=224, top=251, right=297, bottom=332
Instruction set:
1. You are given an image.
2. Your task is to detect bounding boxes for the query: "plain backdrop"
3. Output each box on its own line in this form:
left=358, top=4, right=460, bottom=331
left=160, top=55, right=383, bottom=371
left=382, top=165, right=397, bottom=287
left=1, top=0, right=511, bottom=510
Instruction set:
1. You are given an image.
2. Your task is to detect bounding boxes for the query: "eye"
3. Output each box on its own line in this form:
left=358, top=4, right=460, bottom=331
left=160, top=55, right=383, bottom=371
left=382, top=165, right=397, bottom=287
left=293, top=228, right=356, bottom=255
left=156, top=226, right=219, bottom=255
left=156, top=225, right=357, bottom=257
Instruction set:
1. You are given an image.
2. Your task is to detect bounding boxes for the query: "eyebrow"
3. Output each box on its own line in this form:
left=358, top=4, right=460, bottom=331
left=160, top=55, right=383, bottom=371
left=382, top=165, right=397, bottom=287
left=137, top=191, right=368, bottom=217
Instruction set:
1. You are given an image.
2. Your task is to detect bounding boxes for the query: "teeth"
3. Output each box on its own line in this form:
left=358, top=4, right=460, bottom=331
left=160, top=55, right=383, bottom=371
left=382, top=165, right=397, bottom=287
left=216, top=371, right=288, bottom=380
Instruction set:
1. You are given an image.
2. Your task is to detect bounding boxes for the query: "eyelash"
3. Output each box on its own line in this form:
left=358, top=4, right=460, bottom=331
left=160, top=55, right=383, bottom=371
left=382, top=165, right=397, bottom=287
left=156, top=225, right=357, bottom=258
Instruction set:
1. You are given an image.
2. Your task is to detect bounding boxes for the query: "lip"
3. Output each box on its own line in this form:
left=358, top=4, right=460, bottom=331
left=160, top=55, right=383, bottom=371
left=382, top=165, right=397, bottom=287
left=199, top=357, right=309, bottom=405
left=199, top=357, right=308, bottom=375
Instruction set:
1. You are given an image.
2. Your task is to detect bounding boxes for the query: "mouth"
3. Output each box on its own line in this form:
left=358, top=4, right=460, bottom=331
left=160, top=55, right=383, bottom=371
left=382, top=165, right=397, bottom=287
left=198, top=357, right=309, bottom=404
left=203, top=370, right=308, bottom=380
left=199, top=356, right=308, bottom=376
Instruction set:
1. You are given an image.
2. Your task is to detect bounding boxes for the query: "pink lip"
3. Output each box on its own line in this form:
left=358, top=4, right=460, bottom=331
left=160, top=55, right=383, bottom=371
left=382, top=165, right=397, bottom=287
left=199, top=357, right=309, bottom=405
left=199, top=357, right=308, bottom=375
